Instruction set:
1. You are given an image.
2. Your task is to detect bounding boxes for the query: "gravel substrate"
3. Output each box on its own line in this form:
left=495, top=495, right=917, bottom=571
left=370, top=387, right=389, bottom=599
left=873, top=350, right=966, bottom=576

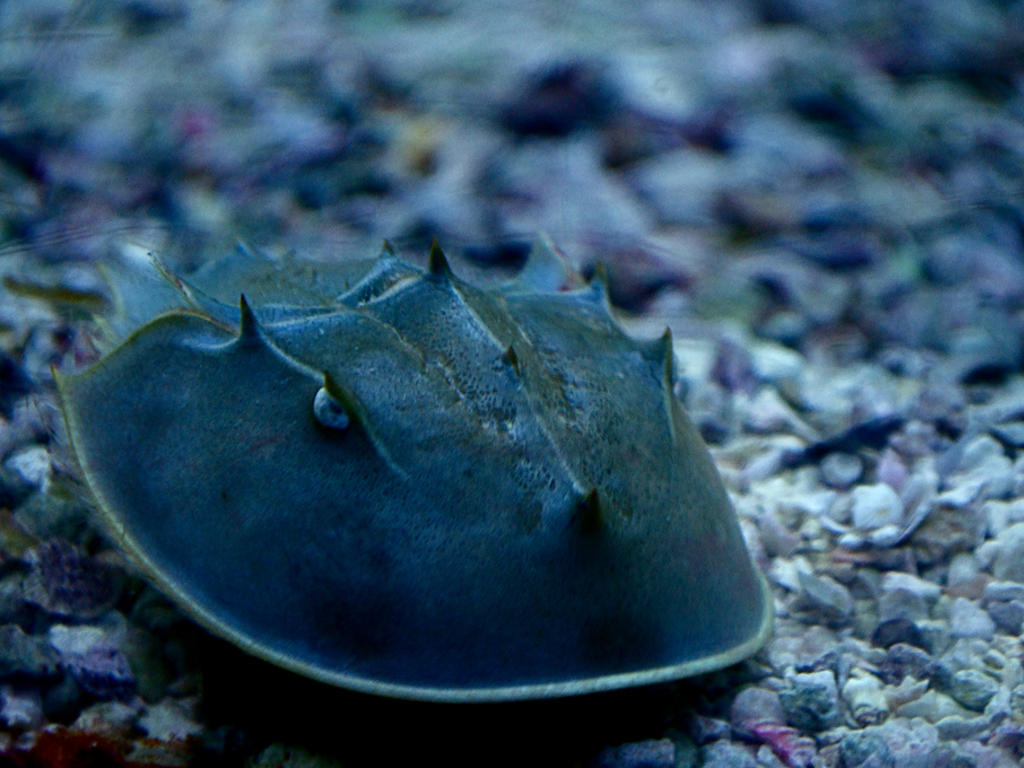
left=2, top=0, right=1024, bottom=766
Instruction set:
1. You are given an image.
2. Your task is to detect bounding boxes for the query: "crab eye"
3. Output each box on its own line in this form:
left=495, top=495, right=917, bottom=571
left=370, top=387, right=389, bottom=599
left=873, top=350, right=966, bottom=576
left=313, top=386, right=350, bottom=430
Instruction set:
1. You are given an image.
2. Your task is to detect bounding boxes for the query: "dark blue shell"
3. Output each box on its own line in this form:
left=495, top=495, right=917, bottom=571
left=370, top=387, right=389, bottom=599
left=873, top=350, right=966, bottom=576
left=55, top=236, right=771, bottom=701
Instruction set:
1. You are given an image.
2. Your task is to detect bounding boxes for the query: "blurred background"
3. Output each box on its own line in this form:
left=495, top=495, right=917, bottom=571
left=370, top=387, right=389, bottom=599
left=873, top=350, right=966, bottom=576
left=2, top=0, right=1022, bottom=370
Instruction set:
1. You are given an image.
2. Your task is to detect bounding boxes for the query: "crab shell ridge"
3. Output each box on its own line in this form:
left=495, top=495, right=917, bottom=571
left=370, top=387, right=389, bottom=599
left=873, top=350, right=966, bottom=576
left=55, top=239, right=772, bottom=702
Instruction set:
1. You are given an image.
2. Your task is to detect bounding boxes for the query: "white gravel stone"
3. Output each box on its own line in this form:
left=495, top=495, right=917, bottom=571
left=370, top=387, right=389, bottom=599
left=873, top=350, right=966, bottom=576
left=48, top=625, right=107, bottom=656
left=949, top=598, right=996, bottom=641
left=744, top=386, right=817, bottom=440
left=3, top=446, right=51, bottom=489
left=749, top=341, right=805, bottom=386
left=983, top=581, right=1024, bottom=603
left=819, top=452, right=862, bottom=489
left=850, top=483, right=903, bottom=530
left=983, top=499, right=1024, bottom=537
left=138, top=699, right=204, bottom=741
left=896, top=690, right=973, bottom=722
left=796, top=571, right=854, bottom=624
left=0, top=684, right=42, bottom=730
left=880, top=572, right=942, bottom=601
left=947, top=553, right=982, bottom=592
left=992, top=522, right=1024, bottom=583
left=842, top=668, right=888, bottom=726
left=950, top=669, right=1000, bottom=711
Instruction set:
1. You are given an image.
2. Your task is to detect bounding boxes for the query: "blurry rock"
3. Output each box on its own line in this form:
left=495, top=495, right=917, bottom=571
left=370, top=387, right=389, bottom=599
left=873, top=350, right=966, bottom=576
left=500, top=61, right=613, bottom=137
left=896, top=690, right=973, bottom=723
left=949, top=669, right=999, bottom=712
left=871, top=618, right=926, bottom=651
left=23, top=541, right=120, bottom=619
left=628, top=148, right=730, bottom=227
left=983, top=500, right=1024, bottom=538
left=579, top=237, right=691, bottom=312
left=779, top=670, right=841, bottom=731
left=14, top=494, right=95, bottom=546
left=849, top=483, right=903, bottom=530
left=701, top=741, right=757, bottom=768
left=71, top=699, right=142, bottom=740
left=819, top=452, right=862, bottom=489
left=948, top=597, right=996, bottom=641
left=795, top=571, right=854, bottom=627
left=992, top=523, right=1024, bottom=582
left=48, top=625, right=135, bottom=700
left=0, top=467, right=34, bottom=514
left=879, top=643, right=936, bottom=685
left=744, top=387, right=816, bottom=439
left=0, top=625, right=59, bottom=680
left=982, top=582, right=1024, bottom=635
left=730, top=686, right=784, bottom=737
left=880, top=572, right=942, bottom=602
left=710, top=337, right=757, bottom=396
left=841, top=668, right=888, bottom=726
left=138, top=698, right=204, bottom=742
left=874, top=448, right=909, bottom=492
left=784, top=415, right=904, bottom=468
left=0, top=684, right=43, bottom=731
left=745, top=722, right=816, bottom=768
left=986, top=600, right=1024, bottom=636
left=839, top=719, right=939, bottom=768
left=838, top=729, right=891, bottom=768
left=686, top=714, right=730, bottom=745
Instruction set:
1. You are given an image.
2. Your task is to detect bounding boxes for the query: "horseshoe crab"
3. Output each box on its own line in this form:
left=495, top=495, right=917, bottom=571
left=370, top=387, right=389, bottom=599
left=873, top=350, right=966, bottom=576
left=53, top=236, right=772, bottom=702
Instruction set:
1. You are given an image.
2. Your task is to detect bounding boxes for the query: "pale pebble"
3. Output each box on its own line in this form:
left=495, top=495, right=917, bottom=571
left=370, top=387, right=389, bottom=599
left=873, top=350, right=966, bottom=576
left=896, top=690, right=973, bottom=722
left=744, top=387, right=817, bottom=440
left=948, top=598, right=996, bottom=641
left=749, top=341, right=804, bottom=386
left=949, top=669, right=1000, bottom=712
left=880, top=572, right=942, bottom=601
left=0, top=684, right=43, bottom=730
left=841, top=668, right=888, bottom=727
left=878, top=589, right=929, bottom=623
left=819, top=452, right=862, bottom=489
left=701, top=741, right=757, bottom=768
left=779, top=670, right=841, bottom=731
left=3, top=446, right=51, bottom=489
left=991, top=522, right=1024, bottom=583
left=934, top=712, right=995, bottom=741
left=796, top=571, right=854, bottom=625
left=947, top=552, right=982, bottom=592
left=983, top=499, right=1024, bottom=537
left=875, top=448, right=909, bottom=492
left=138, top=698, right=204, bottom=741
left=850, top=483, right=903, bottom=530
left=842, top=718, right=939, bottom=768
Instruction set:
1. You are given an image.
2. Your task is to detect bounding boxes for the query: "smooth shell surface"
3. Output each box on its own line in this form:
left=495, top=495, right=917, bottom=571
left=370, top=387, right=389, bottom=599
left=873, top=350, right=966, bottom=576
left=56, top=237, right=772, bottom=701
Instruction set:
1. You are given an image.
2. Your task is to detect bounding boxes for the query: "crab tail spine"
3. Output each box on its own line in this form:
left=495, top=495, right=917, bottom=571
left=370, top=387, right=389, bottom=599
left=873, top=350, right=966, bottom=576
left=655, top=328, right=679, bottom=444
left=380, top=239, right=396, bottom=257
left=577, top=488, right=603, bottom=533
left=501, top=344, right=520, bottom=375
left=427, top=238, right=453, bottom=281
left=237, top=295, right=263, bottom=346
left=586, top=263, right=612, bottom=310
left=319, top=371, right=408, bottom=479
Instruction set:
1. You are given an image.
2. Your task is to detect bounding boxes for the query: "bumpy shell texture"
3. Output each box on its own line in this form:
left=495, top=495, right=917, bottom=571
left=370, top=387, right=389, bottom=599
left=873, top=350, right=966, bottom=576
left=56, top=236, right=772, bottom=702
